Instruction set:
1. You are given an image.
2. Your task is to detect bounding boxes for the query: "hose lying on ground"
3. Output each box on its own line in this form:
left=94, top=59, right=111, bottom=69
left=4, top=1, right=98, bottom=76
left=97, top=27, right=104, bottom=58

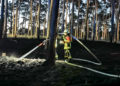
left=65, top=36, right=120, bottom=78
left=71, top=58, right=101, bottom=65
left=65, top=61, right=120, bottom=78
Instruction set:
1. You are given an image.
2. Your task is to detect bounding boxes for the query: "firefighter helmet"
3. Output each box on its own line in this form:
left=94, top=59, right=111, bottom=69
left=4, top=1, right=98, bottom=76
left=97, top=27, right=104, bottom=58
left=64, top=29, right=69, bottom=33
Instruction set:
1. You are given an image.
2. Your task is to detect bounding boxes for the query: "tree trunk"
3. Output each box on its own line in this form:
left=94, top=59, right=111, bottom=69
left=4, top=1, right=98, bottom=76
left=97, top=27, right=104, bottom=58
left=38, top=0, right=41, bottom=39
left=91, top=10, right=94, bottom=40
left=69, top=2, right=71, bottom=34
left=71, top=0, right=74, bottom=36
left=17, top=0, right=20, bottom=35
left=77, top=0, right=80, bottom=39
left=35, top=3, right=40, bottom=38
left=95, top=0, right=98, bottom=40
left=93, top=8, right=96, bottom=41
left=12, top=0, right=14, bottom=37
left=14, top=1, right=18, bottom=38
left=3, top=0, right=8, bottom=38
left=43, top=0, right=60, bottom=66
left=110, top=0, right=115, bottom=43
left=10, top=1, right=13, bottom=34
left=65, top=0, right=68, bottom=30
left=46, top=0, right=51, bottom=38
left=62, top=0, right=65, bottom=32
left=85, top=0, right=89, bottom=40
left=43, top=19, right=46, bottom=37
left=30, top=0, right=33, bottom=36
left=57, top=9, right=60, bottom=30
left=0, top=0, right=4, bottom=39
left=28, top=0, right=33, bottom=36
left=116, top=0, right=120, bottom=42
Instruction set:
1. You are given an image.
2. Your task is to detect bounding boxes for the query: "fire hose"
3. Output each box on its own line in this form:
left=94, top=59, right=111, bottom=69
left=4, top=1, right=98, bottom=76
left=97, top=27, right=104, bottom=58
left=72, top=36, right=102, bottom=65
left=19, top=34, right=120, bottom=78
left=67, top=36, right=120, bottom=78
left=71, top=58, right=101, bottom=65
left=65, top=61, right=120, bottom=78
left=19, top=39, right=48, bottom=59
left=59, top=32, right=102, bottom=66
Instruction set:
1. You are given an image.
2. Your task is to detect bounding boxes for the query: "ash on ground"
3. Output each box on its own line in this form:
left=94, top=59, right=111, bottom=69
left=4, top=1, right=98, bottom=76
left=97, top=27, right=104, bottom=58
left=0, top=56, right=45, bottom=68
left=0, top=56, right=120, bottom=86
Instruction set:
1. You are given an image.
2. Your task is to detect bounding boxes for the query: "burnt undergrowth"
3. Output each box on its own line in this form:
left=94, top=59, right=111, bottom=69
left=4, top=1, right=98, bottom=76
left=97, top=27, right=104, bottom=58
left=0, top=38, right=120, bottom=86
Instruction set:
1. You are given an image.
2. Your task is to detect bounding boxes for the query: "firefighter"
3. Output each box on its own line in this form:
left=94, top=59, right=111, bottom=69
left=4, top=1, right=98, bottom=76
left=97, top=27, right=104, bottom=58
left=62, top=29, right=72, bottom=61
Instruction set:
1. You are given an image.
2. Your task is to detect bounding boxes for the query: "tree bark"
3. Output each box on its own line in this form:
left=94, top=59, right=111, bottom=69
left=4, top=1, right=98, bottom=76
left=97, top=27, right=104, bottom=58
left=46, top=0, right=51, bottom=38
left=85, top=0, right=89, bottom=40
left=14, top=1, right=18, bottom=38
left=62, top=0, right=65, bottom=32
left=0, top=0, right=4, bottom=39
left=110, top=0, right=115, bottom=43
left=93, top=7, right=96, bottom=41
left=43, top=0, right=60, bottom=66
left=12, top=0, right=14, bottom=36
left=95, top=0, right=98, bottom=40
left=65, top=0, right=68, bottom=30
left=71, top=0, right=74, bottom=37
left=28, top=0, right=33, bottom=36
left=35, top=2, right=41, bottom=38
left=10, top=2, right=13, bottom=34
left=116, top=0, right=120, bottom=42
left=38, top=0, right=41, bottom=39
left=77, top=0, right=80, bottom=39
left=3, top=0, right=8, bottom=38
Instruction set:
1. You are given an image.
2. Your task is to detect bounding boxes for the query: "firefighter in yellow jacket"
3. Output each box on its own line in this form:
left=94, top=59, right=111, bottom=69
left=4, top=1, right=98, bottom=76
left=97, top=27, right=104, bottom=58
left=62, top=29, right=72, bottom=61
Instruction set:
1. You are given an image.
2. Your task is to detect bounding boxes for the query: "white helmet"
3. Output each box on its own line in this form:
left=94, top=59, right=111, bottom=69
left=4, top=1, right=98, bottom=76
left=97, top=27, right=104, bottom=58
left=64, top=29, right=69, bottom=33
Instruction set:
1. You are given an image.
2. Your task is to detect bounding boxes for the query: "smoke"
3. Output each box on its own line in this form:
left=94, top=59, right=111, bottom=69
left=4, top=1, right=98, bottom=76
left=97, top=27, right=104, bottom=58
left=0, top=55, right=46, bottom=69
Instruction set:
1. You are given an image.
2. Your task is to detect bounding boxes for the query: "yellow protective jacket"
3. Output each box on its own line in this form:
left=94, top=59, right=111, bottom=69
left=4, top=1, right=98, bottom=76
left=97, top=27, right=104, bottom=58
left=63, top=35, right=71, bottom=50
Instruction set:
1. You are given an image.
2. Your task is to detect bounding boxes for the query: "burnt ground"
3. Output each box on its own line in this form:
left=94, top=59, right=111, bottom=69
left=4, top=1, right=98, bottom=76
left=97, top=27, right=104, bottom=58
left=0, top=38, right=120, bottom=86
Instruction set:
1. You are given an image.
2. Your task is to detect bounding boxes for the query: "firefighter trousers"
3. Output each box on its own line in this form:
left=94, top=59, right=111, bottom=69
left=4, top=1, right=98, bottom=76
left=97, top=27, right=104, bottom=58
left=64, top=49, right=72, bottom=59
